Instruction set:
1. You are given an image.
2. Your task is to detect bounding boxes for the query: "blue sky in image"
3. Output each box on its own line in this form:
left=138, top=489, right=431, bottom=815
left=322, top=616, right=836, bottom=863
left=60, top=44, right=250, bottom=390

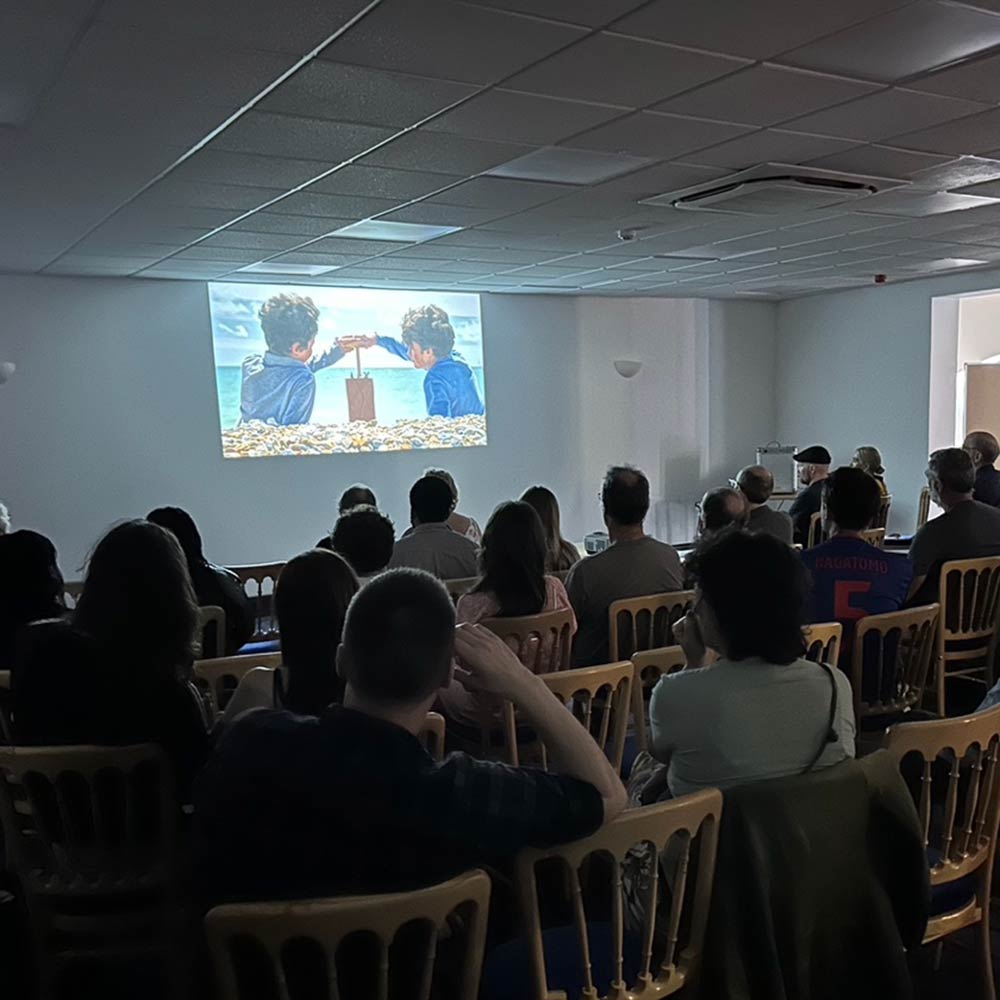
left=208, top=283, right=484, bottom=369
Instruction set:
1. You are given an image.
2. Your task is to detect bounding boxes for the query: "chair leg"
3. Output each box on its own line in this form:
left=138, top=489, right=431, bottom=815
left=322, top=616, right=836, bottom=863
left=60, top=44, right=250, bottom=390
left=937, top=658, right=946, bottom=718
left=981, top=907, right=997, bottom=1000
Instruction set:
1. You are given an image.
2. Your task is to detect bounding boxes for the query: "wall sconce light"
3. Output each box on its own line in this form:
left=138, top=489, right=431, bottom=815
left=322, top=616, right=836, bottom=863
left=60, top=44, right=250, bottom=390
left=613, top=359, right=642, bottom=379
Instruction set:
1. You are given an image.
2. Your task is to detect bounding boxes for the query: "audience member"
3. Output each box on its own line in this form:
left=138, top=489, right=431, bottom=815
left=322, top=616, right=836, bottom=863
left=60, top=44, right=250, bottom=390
left=12, top=520, right=209, bottom=796
left=0, top=530, right=64, bottom=670
left=801, top=468, right=912, bottom=654
left=425, top=468, right=482, bottom=544
left=339, top=483, right=377, bottom=514
left=697, top=487, right=748, bottom=538
left=147, top=506, right=253, bottom=655
left=193, top=569, right=625, bottom=902
left=852, top=446, right=889, bottom=498
left=649, top=532, right=855, bottom=797
left=0, top=501, right=9, bottom=535
left=909, top=447, right=1000, bottom=603
left=330, top=504, right=395, bottom=581
left=736, top=465, right=793, bottom=544
left=789, top=445, right=832, bottom=546
left=439, top=502, right=576, bottom=724
left=565, top=466, right=683, bottom=667
left=520, top=485, right=579, bottom=573
left=963, top=431, right=1000, bottom=507
left=389, top=476, right=479, bottom=579
left=223, top=550, right=358, bottom=722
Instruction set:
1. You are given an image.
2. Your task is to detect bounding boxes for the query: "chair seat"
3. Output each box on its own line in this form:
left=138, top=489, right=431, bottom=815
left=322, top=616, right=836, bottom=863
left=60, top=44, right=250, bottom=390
left=482, top=922, right=642, bottom=1000
left=926, top=848, right=978, bottom=918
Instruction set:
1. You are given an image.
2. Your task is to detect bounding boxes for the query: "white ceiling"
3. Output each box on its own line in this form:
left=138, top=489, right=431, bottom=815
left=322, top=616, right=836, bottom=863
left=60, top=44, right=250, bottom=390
left=10, top=0, right=1000, bottom=297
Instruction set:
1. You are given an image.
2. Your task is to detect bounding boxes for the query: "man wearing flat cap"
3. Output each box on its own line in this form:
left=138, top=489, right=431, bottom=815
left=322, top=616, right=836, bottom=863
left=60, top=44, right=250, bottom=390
left=789, top=445, right=831, bottom=546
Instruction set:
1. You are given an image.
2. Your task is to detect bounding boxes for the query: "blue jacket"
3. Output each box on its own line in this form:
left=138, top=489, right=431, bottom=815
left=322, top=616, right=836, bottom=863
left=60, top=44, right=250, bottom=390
left=239, top=347, right=344, bottom=426
left=376, top=337, right=484, bottom=418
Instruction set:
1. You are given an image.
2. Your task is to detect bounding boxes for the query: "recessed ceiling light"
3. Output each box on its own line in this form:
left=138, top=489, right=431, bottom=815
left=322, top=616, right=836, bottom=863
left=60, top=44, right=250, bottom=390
left=237, top=262, right=340, bottom=276
left=487, top=147, right=654, bottom=184
left=330, top=220, right=463, bottom=243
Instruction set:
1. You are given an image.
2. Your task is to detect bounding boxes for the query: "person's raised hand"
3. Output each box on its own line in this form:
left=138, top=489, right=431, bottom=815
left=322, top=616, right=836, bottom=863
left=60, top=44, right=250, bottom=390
left=674, top=612, right=708, bottom=669
left=453, top=624, right=535, bottom=699
left=356, top=333, right=378, bottom=349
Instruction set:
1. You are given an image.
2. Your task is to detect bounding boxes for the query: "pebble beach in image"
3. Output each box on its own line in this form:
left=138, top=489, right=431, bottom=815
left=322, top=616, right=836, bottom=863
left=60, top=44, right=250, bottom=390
left=222, top=414, right=488, bottom=458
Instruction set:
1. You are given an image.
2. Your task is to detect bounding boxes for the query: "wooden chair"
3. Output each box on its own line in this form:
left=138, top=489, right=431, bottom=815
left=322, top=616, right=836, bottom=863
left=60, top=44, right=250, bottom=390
left=444, top=576, right=478, bottom=603
left=497, top=788, right=722, bottom=1000
left=860, top=527, right=886, bottom=548
left=884, top=705, right=1000, bottom=1000
left=917, top=486, right=931, bottom=530
left=875, top=493, right=892, bottom=530
left=806, top=511, right=824, bottom=549
left=803, top=621, right=842, bottom=666
left=609, top=590, right=695, bottom=662
left=0, top=744, right=184, bottom=1000
left=419, top=710, right=446, bottom=761
left=229, top=562, right=284, bottom=642
left=206, top=869, right=492, bottom=1000
left=62, top=579, right=84, bottom=610
left=630, top=645, right=687, bottom=753
left=481, top=608, right=574, bottom=675
left=934, top=556, right=1000, bottom=717
left=195, top=604, right=226, bottom=659
left=194, top=652, right=282, bottom=719
left=850, top=605, right=939, bottom=727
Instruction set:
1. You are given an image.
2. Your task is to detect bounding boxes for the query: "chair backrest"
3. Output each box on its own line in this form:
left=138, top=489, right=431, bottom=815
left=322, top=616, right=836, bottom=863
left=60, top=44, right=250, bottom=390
left=195, top=604, right=227, bottom=659
left=443, top=576, right=478, bottom=603
left=229, top=563, right=284, bottom=641
left=860, top=527, right=886, bottom=548
left=874, top=494, right=892, bottom=530
left=194, top=653, right=283, bottom=718
left=418, top=711, right=446, bottom=762
left=803, top=621, right=842, bottom=666
left=806, top=511, right=824, bottom=549
left=514, top=788, right=722, bottom=1000
left=609, top=590, right=695, bottom=662
left=62, top=580, right=84, bottom=610
left=480, top=608, right=574, bottom=675
left=917, top=486, right=931, bottom=530
left=630, top=645, right=687, bottom=752
left=884, top=705, right=1000, bottom=894
left=205, top=869, right=492, bottom=1000
left=850, top=604, right=940, bottom=723
left=937, top=556, right=1000, bottom=672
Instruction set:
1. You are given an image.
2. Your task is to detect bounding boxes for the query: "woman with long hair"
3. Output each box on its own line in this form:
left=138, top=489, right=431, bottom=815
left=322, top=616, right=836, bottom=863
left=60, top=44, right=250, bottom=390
left=851, top=446, right=889, bottom=498
left=520, top=485, right=579, bottom=573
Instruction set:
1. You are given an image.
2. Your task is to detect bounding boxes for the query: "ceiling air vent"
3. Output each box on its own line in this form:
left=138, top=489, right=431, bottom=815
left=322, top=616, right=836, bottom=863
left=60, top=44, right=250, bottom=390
left=640, top=163, right=906, bottom=215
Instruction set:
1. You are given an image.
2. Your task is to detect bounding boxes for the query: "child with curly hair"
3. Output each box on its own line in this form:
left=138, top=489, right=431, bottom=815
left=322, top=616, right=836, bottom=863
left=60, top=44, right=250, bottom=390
left=240, top=293, right=344, bottom=426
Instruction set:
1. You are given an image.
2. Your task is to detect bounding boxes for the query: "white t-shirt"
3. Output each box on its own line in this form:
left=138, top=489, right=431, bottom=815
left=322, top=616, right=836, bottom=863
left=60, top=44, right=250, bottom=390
left=649, top=656, right=855, bottom=799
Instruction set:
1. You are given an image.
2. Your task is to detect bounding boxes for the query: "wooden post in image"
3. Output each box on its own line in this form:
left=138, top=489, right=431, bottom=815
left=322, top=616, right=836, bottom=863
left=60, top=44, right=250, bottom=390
left=346, top=346, right=375, bottom=423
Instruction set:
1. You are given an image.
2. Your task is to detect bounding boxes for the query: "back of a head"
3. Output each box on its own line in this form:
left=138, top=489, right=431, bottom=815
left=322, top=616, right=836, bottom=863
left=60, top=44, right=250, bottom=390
left=425, top=468, right=459, bottom=503
left=965, top=431, right=1000, bottom=467
left=338, top=483, right=377, bottom=514
left=687, top=531, right=808, bottom=664
left=410, top=475, right=454, bottom=525
left=853, top=445, right=885, bottom=477
left=331, top=505, right=395, bottom=577
left=602, top=465, right=649, bottom=526
left=478, top=501, right=547, bottom=616
left=341, top=569, right=455, bottom=704
left=75, top=520, right=197, bottom=678
left=146, top=506, right=206, bottom=570
left=930, top=447, right=976, bottom=495
left=276, top=549, right=359, bottom=714
left=736, top=465, right=774, bottom=505
left=0, top=529, right=64, bottom=631
left=701, top=487, right=749, bottom=532
left=824, top=467, right=881, bottom=532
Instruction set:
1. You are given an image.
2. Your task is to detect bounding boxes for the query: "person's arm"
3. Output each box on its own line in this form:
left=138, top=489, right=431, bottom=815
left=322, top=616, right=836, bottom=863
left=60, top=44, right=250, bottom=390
left=308, top=344, right=345, bottom=372
left=549, top=578, right=578, bottom=634
left=454, top=625, right=627, bottom=822
left=373, top=334, right=410, bottom=360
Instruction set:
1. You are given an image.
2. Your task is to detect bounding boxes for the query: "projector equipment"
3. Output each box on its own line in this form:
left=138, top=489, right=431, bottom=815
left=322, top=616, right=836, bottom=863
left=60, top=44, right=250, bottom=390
left=756, top=441, right=797, bottom=493
left=585, top=531, right=610, bottom=555
left=0, top=361, right=15, bottom=385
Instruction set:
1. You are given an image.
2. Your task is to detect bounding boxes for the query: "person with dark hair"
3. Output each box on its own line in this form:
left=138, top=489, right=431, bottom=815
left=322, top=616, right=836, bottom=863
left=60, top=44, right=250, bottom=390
left=697, top=487, right=749, bottom=538
left=193, top=569, right=625, bottom=902
left=908, top=447, right=1000, bottom=603
left=331, top=505, right=395, bottom=581
left=520, top=485, right=579, bottom=573
left=13, top=520, right=209, bottom=797
left=565, top=466, right=683, bottom=667
left=425, top=468, right=482, bottom=544
left=649, top=531, right=855, bottom=797
left=789, top=445, right=832, bottom=546
left=339, top=483, right=377, bottom=514
left=0, top=530, right=65, bottom=670
left=222, top=550, right=359, bottom=722
left=240, top=293, right=345, bottom=426
left=736, top=465, right=793, bottom=544
left=147, top=506, right=253, bottom=655
left=345, top=305, right=484, bottom=418
left=963, top=430, right=1000, bottom=507
left=388, top=475, right=478, bottom=578
left=801, top=468, right=911, bottom=654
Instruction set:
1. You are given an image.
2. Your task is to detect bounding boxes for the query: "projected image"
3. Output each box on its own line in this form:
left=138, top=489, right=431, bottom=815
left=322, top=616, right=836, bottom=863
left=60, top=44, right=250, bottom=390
left=209, top=283, right=486, bottom=458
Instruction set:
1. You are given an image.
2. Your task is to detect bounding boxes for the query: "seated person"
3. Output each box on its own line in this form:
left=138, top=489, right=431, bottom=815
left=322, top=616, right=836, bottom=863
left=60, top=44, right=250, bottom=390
left=192, top=569, right=626, bottom=903
left=520, top=485, right=579, bottom=573
left=801, top=467, right=912, bottom=659
left=650, top=531, right=855, bottom=798
left=908, top=447, right=1000, bottom=604
left=426, top=468, right=482, bottom=544
left=737, top=465, right=793, bottom=544
left=223, top=550, right=359, bottom=722
left=852, top=446, right=889, bottom=499
left=240, top=293, right=344, bottom=426
left=389, top=476, right=479, bottom=579
left=439, top=501, right=576, bottom=725
left=147, top=506, right=254, bottom=656
left=330, top=505, right=395, bottom=582
left=339, top=483, right=377, bottom=514
left=789, top=445, right=832, bottom=546
left=697, top=487, right=748, bottom=539
left=0, top=530, right=65, bottom=670
left=964, top=430, right=1000, bottom=507
left=565, top=466, right=683, bottom=667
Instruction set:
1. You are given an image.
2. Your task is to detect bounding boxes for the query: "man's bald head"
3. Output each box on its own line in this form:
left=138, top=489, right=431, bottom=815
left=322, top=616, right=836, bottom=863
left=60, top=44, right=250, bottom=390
left=700, top=487, right=749, bottom=535
left=736, top=465, right=774, bottom=506
left=964, top=430, right=1000, bottom=469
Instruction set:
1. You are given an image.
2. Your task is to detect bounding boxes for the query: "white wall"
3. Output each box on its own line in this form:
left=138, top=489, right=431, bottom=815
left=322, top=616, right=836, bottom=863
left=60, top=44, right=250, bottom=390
left=0, top=274, right=778, bottom=573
